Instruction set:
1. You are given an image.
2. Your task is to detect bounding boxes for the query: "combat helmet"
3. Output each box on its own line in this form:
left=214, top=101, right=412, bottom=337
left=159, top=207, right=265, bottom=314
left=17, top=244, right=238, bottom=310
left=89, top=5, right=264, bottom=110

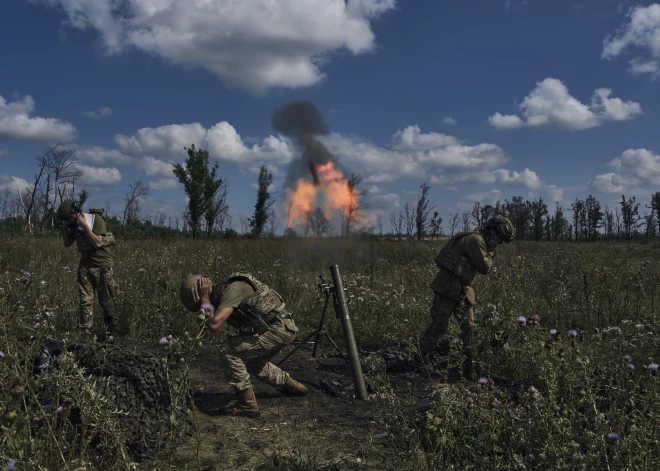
left=179, top=275, right=203, bottom=312
left=56, top=199, right=81, bottom=221
left=484, top=215, right=515, bottom=243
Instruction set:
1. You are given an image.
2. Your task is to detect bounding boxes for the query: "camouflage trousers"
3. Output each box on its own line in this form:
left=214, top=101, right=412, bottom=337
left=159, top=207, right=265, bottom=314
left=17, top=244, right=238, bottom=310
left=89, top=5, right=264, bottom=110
left=77, top=263, right=118, bottom=337
left=419, top=292, right=475, bottom=358
left=219, top=318, right=298, bottom=392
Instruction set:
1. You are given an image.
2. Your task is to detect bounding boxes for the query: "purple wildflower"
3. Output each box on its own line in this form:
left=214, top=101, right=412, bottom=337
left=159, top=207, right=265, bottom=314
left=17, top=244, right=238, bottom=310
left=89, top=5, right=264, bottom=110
left=44, top=312, right=52, bottom=317
left=516, top=316, right=527, bottom=325
left=33, top=323, right=40, bottom=330
left=478, top=377, right=488, bottom=386
left=159, top=336, right=169, bottom=346
left=466, top=397, right=474, bottom=407
left=529, top=386, right=538, bottom=394
left=5, top=460, right=16, bottom=471
left=568, top=329, right=578, bottom=338
left=627, top=363, right=635, bottom=371
left=648, top=363, right=658, bottom=374
left=550, top=329, right=557, bottom=336
left=258, top=271, right=263, bottom=275
left=0, top=352, right=4, bottom=358
left=607, top=432, right=621, bottom=441
left=623, top=355, right=632, bottom=363
left=35, top=314, right=40, bottom=320
left=576, top=358, right=583, bottom=365
left=56, top=406, right=64, bottom=414
left=39, top=364, right=47, bottom=370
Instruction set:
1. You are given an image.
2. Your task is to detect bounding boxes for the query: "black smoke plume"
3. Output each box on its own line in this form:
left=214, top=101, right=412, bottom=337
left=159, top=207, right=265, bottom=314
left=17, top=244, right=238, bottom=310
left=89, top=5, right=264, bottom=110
left=272, top=101, right=339, bottom=187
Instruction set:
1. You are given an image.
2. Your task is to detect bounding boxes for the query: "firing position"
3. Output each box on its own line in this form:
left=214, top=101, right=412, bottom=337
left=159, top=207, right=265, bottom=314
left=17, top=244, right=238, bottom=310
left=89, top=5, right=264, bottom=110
left=419, top=215, right=515, bottom=378
left=179, top=272, right=308, bottom=418
left=58, top=200, right=118, bottom=341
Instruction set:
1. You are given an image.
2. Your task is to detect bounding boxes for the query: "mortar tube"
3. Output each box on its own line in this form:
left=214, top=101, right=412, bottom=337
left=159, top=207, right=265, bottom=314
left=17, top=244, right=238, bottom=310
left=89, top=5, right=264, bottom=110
left=329, top=265, right=369, bottom=400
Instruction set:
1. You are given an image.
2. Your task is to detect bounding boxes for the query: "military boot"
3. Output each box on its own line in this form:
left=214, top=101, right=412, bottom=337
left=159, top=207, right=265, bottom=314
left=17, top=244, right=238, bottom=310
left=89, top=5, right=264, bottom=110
left=219, top=387, right=260, bottom=418
left=280, top=376, right=308, bottom=396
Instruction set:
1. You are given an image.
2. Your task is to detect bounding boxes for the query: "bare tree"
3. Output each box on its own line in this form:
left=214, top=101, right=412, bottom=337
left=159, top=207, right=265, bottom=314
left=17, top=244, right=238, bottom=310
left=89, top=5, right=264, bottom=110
left=470, top=202, right=482, bottom=229
left=45, top=146, right=81, bottom=227
left=404, top=202, right=415, bottom=238
left=210, top=181, right=230, bottom=232
left=17, top=152, right=50, bottom=232
left=343, top=173, right=364, bottom=237
left=309, top=207, right=330, bottom=237
left=449, top=211, right=460, bottom=236
left=389, top=211, right=403, bottom=239
left=153, top=211, right=167, bottom=227
left=103, top=198, right=113, bottom=218
left=123, top=180, right=150, bottom=225
left=265, top=209, right=280, bottom=237
left=0, top=189, right=11, bottom=219
left=461, top=212, right=471, bottom=232
left=239, top=216, right=250, bottom=234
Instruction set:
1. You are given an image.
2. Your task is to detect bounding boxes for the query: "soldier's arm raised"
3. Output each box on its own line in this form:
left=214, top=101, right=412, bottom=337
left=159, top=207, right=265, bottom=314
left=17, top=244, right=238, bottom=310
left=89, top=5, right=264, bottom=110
left=62, top=222, right=75, bottom=247
left=76, top=214, right=104, bottom=248
left=466, top=236, right=496, bottom=275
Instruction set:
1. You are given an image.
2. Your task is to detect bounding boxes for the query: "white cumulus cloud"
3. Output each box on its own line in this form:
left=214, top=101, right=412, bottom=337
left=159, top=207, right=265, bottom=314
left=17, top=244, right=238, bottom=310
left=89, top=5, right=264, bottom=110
left=603, top=4, right=660, bottom=79
left=590, top=148, right=660, bottom=193
left=82, top=106, right=113, bottom=119
left=115, top=121, right=294, bottom=174
left=0, top=175, right=31, bottom=193
left=491, top=168, right=543, bottom=189
left=75, top=163, right=122, bottom=187
left=149, top=178, right=179, bottom=191
left=75, top=145, right=131, bottom=166
left=488, top=78, right=642, bottom=131
left=32, top=0, right=396, bottom=93
left=441, top=116, right=458, bottom=125
left=0, top=94, right=77, bottom=142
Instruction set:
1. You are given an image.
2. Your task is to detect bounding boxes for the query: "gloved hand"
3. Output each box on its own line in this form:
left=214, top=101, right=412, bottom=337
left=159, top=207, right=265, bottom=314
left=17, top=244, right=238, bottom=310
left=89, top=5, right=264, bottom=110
left=486, top=234, right=501, bottom=252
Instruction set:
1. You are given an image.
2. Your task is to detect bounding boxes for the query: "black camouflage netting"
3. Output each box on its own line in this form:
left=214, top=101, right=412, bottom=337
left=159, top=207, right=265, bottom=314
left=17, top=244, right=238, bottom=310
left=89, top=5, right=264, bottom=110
left=37, top=340, right=191, bottom=461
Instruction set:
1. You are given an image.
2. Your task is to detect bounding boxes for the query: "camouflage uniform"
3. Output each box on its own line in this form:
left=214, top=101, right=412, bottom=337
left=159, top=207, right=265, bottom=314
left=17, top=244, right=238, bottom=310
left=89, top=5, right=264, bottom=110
left=419, top=231, right=497, bottom=361
left=212, top=279, right=299, bottom=392
left=65, top=209, right=118, bottom=338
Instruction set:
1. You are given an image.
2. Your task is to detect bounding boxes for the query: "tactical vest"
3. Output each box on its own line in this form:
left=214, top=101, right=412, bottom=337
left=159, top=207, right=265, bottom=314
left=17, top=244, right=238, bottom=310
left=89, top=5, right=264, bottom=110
left=221, top=272, right=286, bottom=331
left=434, top=231, right=481, bottom=286
left=75, top=209, right=114, bottom=254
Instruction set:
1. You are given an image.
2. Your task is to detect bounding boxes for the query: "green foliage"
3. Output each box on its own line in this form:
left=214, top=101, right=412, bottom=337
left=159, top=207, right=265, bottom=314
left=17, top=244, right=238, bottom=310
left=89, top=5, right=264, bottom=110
left=249, top=165, right=274, bottom=238
left=172, top=145, right=223, bottom=239
left=1, top=237, right=659, bottom=469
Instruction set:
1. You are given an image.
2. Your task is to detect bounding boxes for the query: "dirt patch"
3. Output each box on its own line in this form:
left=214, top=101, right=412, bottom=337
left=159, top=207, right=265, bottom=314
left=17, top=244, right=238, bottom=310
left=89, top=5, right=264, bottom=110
left=169, top=342, right=452, bottom=470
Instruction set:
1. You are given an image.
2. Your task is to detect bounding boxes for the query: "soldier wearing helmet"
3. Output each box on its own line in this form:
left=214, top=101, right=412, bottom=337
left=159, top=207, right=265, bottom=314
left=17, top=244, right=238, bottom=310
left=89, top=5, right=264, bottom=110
left=58, top=199, right=118, bottom=341
left=179, top=272, right=308, bottom=418
left=419, top=215, right=515, bottom=378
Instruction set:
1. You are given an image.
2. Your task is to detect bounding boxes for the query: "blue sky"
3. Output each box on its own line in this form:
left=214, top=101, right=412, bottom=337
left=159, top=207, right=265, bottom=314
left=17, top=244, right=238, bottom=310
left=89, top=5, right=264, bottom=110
left=2, top=0, right=660, bottom=232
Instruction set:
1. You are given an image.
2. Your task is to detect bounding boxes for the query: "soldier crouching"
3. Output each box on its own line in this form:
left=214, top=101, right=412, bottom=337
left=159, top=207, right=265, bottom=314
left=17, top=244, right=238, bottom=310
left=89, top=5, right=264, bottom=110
left=179, top=272, right=308, bottom=418
left=419, top=215, right=515, bottom=379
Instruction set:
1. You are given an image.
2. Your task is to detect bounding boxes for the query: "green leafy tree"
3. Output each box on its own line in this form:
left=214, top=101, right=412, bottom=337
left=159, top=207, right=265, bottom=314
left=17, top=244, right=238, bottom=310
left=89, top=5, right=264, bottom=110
left=173, top=145, right=222, bottom=239
left=249, top=165, right=274, bottom=238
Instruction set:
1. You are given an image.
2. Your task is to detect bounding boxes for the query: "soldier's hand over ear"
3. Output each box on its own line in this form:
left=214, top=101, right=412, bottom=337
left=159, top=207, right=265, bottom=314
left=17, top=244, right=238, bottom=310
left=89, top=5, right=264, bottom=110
left=486, top=234, right=501, bottom=251
left=197, top=277, right=213, bottom=299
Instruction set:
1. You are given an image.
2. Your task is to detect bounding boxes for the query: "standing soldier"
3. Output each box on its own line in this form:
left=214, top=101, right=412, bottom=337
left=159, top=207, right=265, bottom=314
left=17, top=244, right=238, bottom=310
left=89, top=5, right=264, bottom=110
left=58, top=200, right=118, bottom=341
left=419, top=215, right=515, bottom=378
left=179, top=272, right=308, bottom=418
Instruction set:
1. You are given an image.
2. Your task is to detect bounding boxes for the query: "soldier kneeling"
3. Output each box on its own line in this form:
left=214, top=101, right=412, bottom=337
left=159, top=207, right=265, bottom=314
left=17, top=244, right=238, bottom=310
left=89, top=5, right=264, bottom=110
left=179, top=272, right=308, bottom=418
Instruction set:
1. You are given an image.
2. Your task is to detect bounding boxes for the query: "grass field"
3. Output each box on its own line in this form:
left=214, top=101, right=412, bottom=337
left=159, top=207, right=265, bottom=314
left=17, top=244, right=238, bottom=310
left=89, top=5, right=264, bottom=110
left=1, top=236, right=659, bottom=470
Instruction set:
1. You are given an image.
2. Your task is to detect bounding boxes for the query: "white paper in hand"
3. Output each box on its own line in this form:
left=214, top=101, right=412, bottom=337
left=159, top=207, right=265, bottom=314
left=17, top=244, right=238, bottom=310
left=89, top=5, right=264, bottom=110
left=77, top=213, right=95, bottom=231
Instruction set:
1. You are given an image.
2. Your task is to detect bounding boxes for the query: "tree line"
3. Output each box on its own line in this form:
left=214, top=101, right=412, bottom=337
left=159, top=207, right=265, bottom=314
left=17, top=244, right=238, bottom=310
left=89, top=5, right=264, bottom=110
left=3, top=145, right=660, bottom=242
left=390, top=188, right=660, bottom=241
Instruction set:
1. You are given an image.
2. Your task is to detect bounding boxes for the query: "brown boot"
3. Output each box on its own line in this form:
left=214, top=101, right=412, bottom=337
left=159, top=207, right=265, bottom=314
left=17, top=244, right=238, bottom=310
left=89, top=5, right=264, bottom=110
left=219, top=388, right=260, bottom=418
left=280, top=376, right=308, bottom=396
